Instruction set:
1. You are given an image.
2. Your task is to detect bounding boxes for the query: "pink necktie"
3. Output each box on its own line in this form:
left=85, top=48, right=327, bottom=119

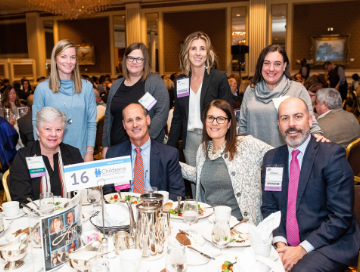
left=133, top=148, right=145, bottom=194
left=286, top=149, right=301, bottom=246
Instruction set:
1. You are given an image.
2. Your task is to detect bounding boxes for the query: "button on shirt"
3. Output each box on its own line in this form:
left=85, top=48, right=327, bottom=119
left=130, top=138, right=152, bottom=192
left=273, top=134, right=315, bottom=253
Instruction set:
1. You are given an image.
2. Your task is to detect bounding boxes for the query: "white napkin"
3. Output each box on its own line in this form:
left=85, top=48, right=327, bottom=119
left=94, top=205, right=126, bottom=227
left=236, top=248, right=271, bottom=272
left=248, top=211, right=281, bottom=244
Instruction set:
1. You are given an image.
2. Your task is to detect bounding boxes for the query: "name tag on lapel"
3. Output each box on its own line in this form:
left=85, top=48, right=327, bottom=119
left=265, top=166, right=283, bottom=191
left=176, top=78, right=190, bottom=98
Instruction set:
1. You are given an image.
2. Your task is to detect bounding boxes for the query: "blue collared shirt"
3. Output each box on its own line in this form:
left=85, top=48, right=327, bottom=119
left=273, top=134, right=315, bottom=253
left=129, top=137, right=151, bottom=192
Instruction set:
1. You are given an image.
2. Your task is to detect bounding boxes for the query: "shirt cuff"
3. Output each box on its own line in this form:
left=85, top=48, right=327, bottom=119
left=300, top=240, right=314, bottom=253
left=273, top=236, right=287, bottom=245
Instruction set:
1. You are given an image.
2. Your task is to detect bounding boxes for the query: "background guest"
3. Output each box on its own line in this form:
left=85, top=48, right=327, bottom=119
left=181, top=100, right=272, bottom=224
left=324, top=61, right=348, bottom=101
left=102, top=42, right=169, bottom=159
left=306, top=82, right=323, bottom=118
left=10, top=107, right=83, bottom=204
left=94, top=89, right=106, bottom=120
left=32, top=39, right=97, bottom=161
left=350, top=73, right=359, bottom=91
left=315, top=88, right=360, bottom=148
left=18, top=94, right=35, bottom=146
left=1, top=85, right=24, bottom=119
left=164, top=77, right=175, bottom=109
left=239, top=44, right=324, bottom=148
left=228, top=77, right=241, bottom=108
left=299, top=58, right=310, bottom=80
left=18, top=79, right=33, bottom=100
left=167, top=31, right=232, bottom=197
left=0, top=116, right=18, bottom=171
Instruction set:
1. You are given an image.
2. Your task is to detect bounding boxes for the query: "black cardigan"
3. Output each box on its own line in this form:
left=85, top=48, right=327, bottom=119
left=167, top=69, right=233, bottom=148
left=9, top=141, right=83, bottom=204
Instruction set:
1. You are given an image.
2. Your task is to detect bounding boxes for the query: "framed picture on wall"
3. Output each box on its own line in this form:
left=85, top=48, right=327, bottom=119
left=76, top=45, right=95, bottom=65
left=310, top=34, right=350, bottom=66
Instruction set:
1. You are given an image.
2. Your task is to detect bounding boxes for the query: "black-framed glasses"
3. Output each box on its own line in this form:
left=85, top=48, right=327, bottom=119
left=126, top=56, right=145, bottom=63
left=206, top=116, right=229, bottom=124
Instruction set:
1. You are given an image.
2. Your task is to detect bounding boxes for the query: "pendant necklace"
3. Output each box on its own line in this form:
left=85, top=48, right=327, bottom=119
left=61, top=88, right=75, bottom=125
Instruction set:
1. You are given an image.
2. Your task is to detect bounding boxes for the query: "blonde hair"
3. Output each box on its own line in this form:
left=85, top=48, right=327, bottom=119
left=164, top=78, right=174, bottom=90
left=122, top=42, right=151, bottom=82
left=50, top=216, right=64, bottom=233
left=49, top=39, right=82, bottom=94
left=180, top=31, right=218, bottom=76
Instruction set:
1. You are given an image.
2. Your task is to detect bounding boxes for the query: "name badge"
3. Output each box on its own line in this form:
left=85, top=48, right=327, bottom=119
left=26, top=156, right=46, bottom=178
left=272, top=96, right=289, bottom=111
left=64, top=156, right=132, bottom=192
left=265, top=167, right=283, bottom=191
left=139, top=92, right=157, bottom=110
left=176, top=78, right=190, bottom=98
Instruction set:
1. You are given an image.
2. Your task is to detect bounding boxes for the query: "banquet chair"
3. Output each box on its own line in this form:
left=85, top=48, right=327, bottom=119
left=349, top=185, right=360, bottom=272
left=94, top=116, right=105, bottom=160
left=346, top=138, right=360, bottom=185
left=354, top=91, right=360, bottom=113
left=2, top=169, right=11, bottom=202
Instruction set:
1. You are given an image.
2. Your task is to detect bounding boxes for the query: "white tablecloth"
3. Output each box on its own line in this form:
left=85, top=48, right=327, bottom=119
left=0, top=204, right=285, bottom=272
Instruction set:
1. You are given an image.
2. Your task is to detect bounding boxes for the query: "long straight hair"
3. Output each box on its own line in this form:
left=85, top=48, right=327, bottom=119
left=180, top=31, right=218, bottom=76
left=49, top=39, right=82, bottom=94
left=202, top=99, right=237, bottom=161
left=250, top=44, right=291, bottom=89
left=2, top=85, right=21, bottom=108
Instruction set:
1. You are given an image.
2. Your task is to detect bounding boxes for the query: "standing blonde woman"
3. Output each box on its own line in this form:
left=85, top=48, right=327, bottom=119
left=167, top=31, right=232, bottom=197
left=32, top=39, right=97, bottom=161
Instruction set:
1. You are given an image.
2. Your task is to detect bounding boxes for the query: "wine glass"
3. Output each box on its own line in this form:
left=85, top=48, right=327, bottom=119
left=165, top=243, right=187, bottom=272
left=211, top=219, right=231, bottom=255
left=87, top=189, right=101, bottom=211
left=182, top=199, right=198, bottom=234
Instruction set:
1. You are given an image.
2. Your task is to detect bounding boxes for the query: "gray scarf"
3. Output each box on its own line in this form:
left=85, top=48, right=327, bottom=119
left=254, top=75, right=292, bottom=104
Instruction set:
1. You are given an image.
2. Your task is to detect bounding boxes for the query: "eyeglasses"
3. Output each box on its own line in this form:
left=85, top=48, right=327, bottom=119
left=206, top=116, right=229, bottom=124
left=126, top=56, right=145, bottom=63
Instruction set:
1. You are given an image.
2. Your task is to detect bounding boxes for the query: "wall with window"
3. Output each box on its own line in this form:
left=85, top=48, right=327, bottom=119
left=58, top=17, right=111, bottom=73
left=292, top=1, right=360, bottom=70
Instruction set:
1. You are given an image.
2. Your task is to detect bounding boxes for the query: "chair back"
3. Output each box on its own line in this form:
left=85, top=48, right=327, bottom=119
left=347, top=138, right=360, bottom=177
left=2, top=170, right=11, bottom=202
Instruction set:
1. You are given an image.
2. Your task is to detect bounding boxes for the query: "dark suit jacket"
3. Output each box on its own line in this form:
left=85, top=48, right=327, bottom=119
left=261, top=136, right=360, bottom=266
left=17, top=112, right=35, bottom=147
left=167, top=69, right=233, bottom=148
left=103, top=138, right=185, bottom=201
left=10, top=141, right=83, bottom=204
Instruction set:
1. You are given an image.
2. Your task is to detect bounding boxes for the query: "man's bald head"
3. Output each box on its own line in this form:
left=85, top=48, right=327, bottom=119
left=278, top=97, right=309, bottom=120
left=27, top=94, right=34, bottom=110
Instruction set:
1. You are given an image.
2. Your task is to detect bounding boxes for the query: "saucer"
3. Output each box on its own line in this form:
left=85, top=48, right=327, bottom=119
left=1, top=209, right=25, bottom=220
left=119, top=261, right=150, bottom=272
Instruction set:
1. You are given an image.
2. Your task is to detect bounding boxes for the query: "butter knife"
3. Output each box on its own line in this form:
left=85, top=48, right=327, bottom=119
left=187, top=246, right=215, bottom=260
left=21, top=203, right=41, bottom=216
left=230, top=218, right=249, bottom=231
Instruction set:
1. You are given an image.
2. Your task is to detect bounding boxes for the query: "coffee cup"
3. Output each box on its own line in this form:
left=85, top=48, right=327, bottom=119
left=157, top=191, right=169, bottom=204
left=252, top=243, right=271, bottom=258
left=1, top=201, right=20, bottom=217
left=119, top=249, right=142, bottom=272
left=214, top=206, right=231, bottom=221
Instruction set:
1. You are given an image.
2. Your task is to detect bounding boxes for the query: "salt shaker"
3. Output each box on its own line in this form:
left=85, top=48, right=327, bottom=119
left=106, top=231, right=116, bottom=259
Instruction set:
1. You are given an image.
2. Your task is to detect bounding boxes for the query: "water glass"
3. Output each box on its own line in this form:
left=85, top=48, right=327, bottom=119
left=166, top=244, right=187, bottom=272
left=182, top=199, right=198, bottom=233
left=211, top=219, right=231, bottom=254
left=87, top=189, right=101, bottom=211
left=39, top=192, right=55, bottom=214
left=88, top=258, right=110, bottom=272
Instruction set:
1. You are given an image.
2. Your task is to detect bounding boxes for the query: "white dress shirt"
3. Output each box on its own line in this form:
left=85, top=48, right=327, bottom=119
left=187, top=83, right=203, bottom=131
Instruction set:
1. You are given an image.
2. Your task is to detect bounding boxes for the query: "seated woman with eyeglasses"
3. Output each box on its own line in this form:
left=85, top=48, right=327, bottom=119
left=102, top=42, right=169, bottom=158
left=180, top=99, right=273, bottom=225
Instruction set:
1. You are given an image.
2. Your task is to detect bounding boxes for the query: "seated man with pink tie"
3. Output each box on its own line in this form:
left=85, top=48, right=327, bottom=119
left=102, top=103, right=185, bottom=201
left=261, top=97, right=360, bottom=272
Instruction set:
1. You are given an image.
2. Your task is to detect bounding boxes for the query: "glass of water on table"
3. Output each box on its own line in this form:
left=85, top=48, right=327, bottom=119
left=182, top=199, right=198, bottom=234
left=211, top=219, right=231, bottom=255
left=39, top=192, right=55, bottom=214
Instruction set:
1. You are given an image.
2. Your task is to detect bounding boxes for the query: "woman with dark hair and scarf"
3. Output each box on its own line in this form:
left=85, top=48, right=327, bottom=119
left=238, top=44, right=327, bottom=147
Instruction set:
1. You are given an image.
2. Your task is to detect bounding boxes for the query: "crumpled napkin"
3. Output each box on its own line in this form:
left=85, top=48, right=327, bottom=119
left=248, top=211, right=281, bottom=244
left=94, top=205, right=125, bottom=227
left=236, top=247, right=271, bottom=272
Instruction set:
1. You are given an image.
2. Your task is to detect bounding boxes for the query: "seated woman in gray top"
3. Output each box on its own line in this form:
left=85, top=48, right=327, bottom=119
left=239, top=44, right=328, bottom=148
left=180, top=99, right=273, bottom=225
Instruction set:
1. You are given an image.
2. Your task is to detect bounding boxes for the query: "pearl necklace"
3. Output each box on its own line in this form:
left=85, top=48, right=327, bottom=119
left=208, top=141, right=226, bottom=160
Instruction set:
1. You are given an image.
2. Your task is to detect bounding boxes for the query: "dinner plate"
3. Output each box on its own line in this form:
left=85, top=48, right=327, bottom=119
left=1, top=209, right=26, bottom=220
left=104, top=192, right=141, bottom=205
left=186, top=245, right=214, bottom=266
left=208, top=214, right=238, bottom=224
left=169, top=202, right=213, bottom=220
left=202, top=224, right=251, bottom=247
left=23, top=197, right=69, bottom=216
left=119, top=261, right=150, bottom=272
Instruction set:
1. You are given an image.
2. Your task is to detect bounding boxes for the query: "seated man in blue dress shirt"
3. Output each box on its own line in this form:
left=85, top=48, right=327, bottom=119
left=103, top=103, right=185, bottom=201
left=261, top=97, right=360, bottom=272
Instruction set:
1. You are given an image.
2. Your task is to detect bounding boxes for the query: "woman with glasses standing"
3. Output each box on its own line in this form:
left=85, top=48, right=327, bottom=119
left=102, top=42, right=169, bottom=158
left=180, top=100, right=272, bottom=224
left=167, top=31, right=232, bottom=198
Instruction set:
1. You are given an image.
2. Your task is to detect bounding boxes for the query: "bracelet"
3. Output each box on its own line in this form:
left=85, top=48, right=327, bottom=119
left=87, top=149, right=94, bottom=152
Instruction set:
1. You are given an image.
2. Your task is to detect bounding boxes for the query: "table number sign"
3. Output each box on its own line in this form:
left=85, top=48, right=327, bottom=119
left=64, top=156, right=132, bottom=192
